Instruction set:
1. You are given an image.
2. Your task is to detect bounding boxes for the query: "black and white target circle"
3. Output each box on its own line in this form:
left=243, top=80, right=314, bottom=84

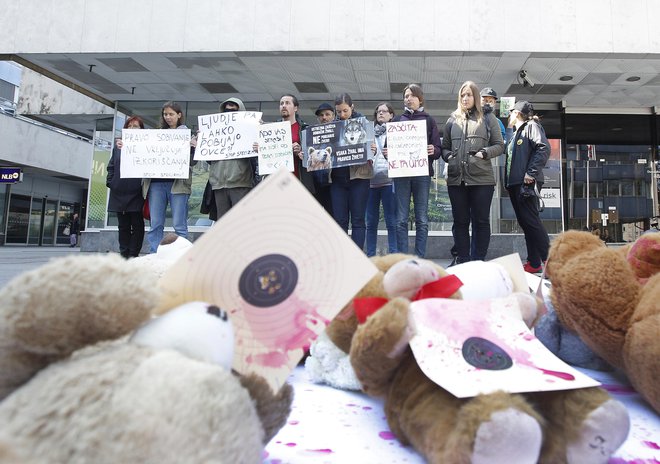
left=239, top=254, right=298, bottom=307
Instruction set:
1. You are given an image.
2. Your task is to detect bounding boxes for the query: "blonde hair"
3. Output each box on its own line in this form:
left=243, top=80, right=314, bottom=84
left=451, top=81, right=483, bottom=123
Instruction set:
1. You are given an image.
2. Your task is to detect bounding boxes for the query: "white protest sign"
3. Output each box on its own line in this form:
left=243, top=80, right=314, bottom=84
left=386, top=120, right=429, bottom=177
left=257, top=121, right=293, bottom=175
left=194, top=111, right=262, bottom=161
left=120, top=129, right=191, bottom=179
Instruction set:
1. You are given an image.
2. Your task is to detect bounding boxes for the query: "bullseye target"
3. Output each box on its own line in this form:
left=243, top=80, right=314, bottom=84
left=238, top=254, right=298, bottom=307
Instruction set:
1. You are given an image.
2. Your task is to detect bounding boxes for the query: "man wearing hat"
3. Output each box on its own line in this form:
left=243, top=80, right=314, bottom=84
left=315, top=102, right=334, bottom=124
left=480, top=87, right=506, bottom=139
left=309, top=102, right=335, bottom=214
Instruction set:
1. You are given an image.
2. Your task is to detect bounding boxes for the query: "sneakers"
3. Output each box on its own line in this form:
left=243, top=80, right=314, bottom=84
left=523, top=261, right=543, bottom=274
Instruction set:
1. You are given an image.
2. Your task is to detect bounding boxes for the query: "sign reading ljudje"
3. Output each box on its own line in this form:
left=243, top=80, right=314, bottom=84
left=386, top=119, right=429, bottom=177
left=194, top=111, right=262, bottom=161
left=120, top=129, right=191, bottom=179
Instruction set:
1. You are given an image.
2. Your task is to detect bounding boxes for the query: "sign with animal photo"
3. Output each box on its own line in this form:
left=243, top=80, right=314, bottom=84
left=120, top=129, right=191, bottom=179
left=257, top=121, right=293, bottom=175
left=194, top=111, right=262, bottom=161
left=386, top=119, right=429, bottom=177
left=302, top=117, right=375, bottom=171
left=408, top=296, right=600, bottom=398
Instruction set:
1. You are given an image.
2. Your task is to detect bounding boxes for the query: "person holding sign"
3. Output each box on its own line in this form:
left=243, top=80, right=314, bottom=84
left=505, top=101, right=550, bottom=274
left=392, top=84, right=442, bottom=258
left=107, top=116, right=145, bottom=258
left=366, top=102, right=397, bottom=257
left=278, top=94, right=315, bottom=193
left=207, top=98, right=255, bottom=219
left=142, top=101, right=196, bottom=253
left=330, top=93, right=373, bottom=250
left=442, top=81, right=504, bottom=264
left=311, top=103, right=335, bottom=215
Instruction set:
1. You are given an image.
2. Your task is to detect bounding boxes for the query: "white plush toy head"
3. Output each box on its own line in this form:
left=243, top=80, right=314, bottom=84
left=130, top=301, right=234, bottom=370
left=383, top=258, right=443, bottom=299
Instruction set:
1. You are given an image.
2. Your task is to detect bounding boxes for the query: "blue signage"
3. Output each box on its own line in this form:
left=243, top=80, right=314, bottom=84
left=0, top=167, right=22, bottom=183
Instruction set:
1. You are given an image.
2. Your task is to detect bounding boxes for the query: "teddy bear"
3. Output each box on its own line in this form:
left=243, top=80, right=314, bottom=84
left=0, top=253, right=293, bottom=464
left=316, top=253, right=630, bottom=464
left=546, top=229, right=660, bottom=414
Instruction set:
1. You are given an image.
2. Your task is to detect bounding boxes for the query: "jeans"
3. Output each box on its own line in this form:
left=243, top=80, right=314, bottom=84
left=394, top=176, right=431, bottom=258
left=507, top=184, right=550, bottom=267
left=447, top=184, right=494, bottom=261
left=366, top=184, right=397, bottom=256
left=117, top=211, right=145, bottom=258
left=330, top=178, right=370, bottom=250
left=147, top=181, right=189, bottom=253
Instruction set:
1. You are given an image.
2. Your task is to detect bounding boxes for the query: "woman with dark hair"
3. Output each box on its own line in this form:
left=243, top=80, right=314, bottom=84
left=365, top=102, right=397, bottom=256
left=393, top=84, right=441, bottom=258
left=442, top=81, right=504, bottom=264
left=107, top=116, right=145, bottom=257
left=505, top=100, right=550, bottom=273
left=331, top=93, right=373, bottom=250
left=142, top=101, right=196, bottom=253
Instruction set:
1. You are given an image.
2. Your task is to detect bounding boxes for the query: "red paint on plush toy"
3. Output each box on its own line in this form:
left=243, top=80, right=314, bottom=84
left=307, top=449, right=333, bottom=453
left=601, top=383, right=636, bottom=395
left=644, top=441, right=660, bottom=450
left=379, top=431, right=396, bottom=440
left=285, top=442, right=297, bottom=447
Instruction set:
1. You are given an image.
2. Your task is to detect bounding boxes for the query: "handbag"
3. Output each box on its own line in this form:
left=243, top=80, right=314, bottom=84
left=142, top=198, right=150, bottom=220
left=63, top=226, right=70, bottom=236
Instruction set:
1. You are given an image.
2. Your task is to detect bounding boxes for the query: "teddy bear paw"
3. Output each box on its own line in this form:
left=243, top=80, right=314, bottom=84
left=472, top=408, right=542, bottom=464
left=566, top=399, right=630, bottom=464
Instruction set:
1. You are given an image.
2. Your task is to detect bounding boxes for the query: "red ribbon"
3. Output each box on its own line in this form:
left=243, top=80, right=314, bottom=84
left=353, top=274, right=463, bottom=324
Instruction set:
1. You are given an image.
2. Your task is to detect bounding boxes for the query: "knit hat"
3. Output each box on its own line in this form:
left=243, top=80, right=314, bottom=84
left=315, top=103, right=333, bottom=116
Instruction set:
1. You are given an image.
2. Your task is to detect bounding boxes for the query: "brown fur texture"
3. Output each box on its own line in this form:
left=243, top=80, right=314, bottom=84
left=548, top=231, right=660, bottom=413
left=336, top=254, right=625, bottom=463
left=0, top=254, right=293, bottom=463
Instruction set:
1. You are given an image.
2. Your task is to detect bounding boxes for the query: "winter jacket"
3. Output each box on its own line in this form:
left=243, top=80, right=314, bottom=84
left=442, top=110, right=504, bottom=186
left=141, top=124, right=195, bottom=197
left=505, top=119, right=549, bottom=187
left=107, top=146, right=145, bottom=212
left=208, top=97, right=255, bottom=190
left=393, top=108, right=442, bottom=176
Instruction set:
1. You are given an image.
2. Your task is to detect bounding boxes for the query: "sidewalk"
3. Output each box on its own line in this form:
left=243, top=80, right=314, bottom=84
left=0, top=246, right=80, bottom=288
left=0, top=246, right=452, bottom=289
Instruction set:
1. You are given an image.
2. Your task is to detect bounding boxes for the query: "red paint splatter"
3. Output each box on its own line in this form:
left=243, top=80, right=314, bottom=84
left=537, top=368, right=575, bottom=380
left=288, top=420, right=299, bottom=425
left=644, top=441, right=660, bottom=450
left=362, top=406, right=372, bottom=411
left=307, top=449, right=333, bottom=454
left=285, top=442, right=297, bottom=447
left=523, top=333, right=535, bottom=341
left=379, top=431, right=396, bottom=440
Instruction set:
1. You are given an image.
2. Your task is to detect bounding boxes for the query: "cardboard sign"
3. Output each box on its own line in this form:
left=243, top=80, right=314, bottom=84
left=386, top=119, right=429, bottom=177
left=302, top=117, right=374, bottom=171
left=120, top=129, right=191, bottom=179
left=158, top=169, right=379, bottom=392
left=257, top=121, right=293, bottom=175
left=408, top=296, right=600, bottom=398
left=194, top=111, right=262, bottom=161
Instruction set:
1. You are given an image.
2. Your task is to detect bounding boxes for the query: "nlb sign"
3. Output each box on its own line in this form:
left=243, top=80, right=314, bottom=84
left=0, top=168, right=22, bottom=183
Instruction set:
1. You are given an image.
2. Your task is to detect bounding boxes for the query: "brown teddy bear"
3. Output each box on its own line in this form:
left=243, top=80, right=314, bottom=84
left=326, top=253, right=630, bottom=464
left=547, top=229, right=660, bottom=414
left=0, top=254, right=293, bottom=464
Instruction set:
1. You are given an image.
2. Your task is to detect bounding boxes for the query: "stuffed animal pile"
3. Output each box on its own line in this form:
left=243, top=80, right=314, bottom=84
left=546, top=229, right=660, bottom=413
left=0, top=254, right=293, bottom=463
left=308, top=253, right=631, bottom=464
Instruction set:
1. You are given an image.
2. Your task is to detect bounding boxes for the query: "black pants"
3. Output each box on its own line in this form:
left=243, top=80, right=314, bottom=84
left=507, top=184, right=550, bottom=267
left=117, top=211, right=145, bottom=258
left=447, top=184, right=495, bottom=261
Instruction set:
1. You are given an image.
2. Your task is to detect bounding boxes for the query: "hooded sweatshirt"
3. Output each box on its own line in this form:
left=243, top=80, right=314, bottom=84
left=208, top=97, right=255, bottom=190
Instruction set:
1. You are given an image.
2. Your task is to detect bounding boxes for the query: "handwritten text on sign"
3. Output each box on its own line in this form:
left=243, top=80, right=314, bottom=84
left=194, top=111, right=262, bottom=161
left=258, top=121, right=293, bottom=175
left=386, top=120, right=428, bottom=177
left=120, top=129, right=191, bottom=179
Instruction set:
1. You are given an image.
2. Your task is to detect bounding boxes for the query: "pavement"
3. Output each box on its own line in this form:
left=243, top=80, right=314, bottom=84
left=0, top=246, right=452, bottom=289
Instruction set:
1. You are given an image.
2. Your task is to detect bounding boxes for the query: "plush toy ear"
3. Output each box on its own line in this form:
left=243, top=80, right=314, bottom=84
left=0, top=254, right=158, bottom=400
left=626, top=232, right=660, bottom=284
